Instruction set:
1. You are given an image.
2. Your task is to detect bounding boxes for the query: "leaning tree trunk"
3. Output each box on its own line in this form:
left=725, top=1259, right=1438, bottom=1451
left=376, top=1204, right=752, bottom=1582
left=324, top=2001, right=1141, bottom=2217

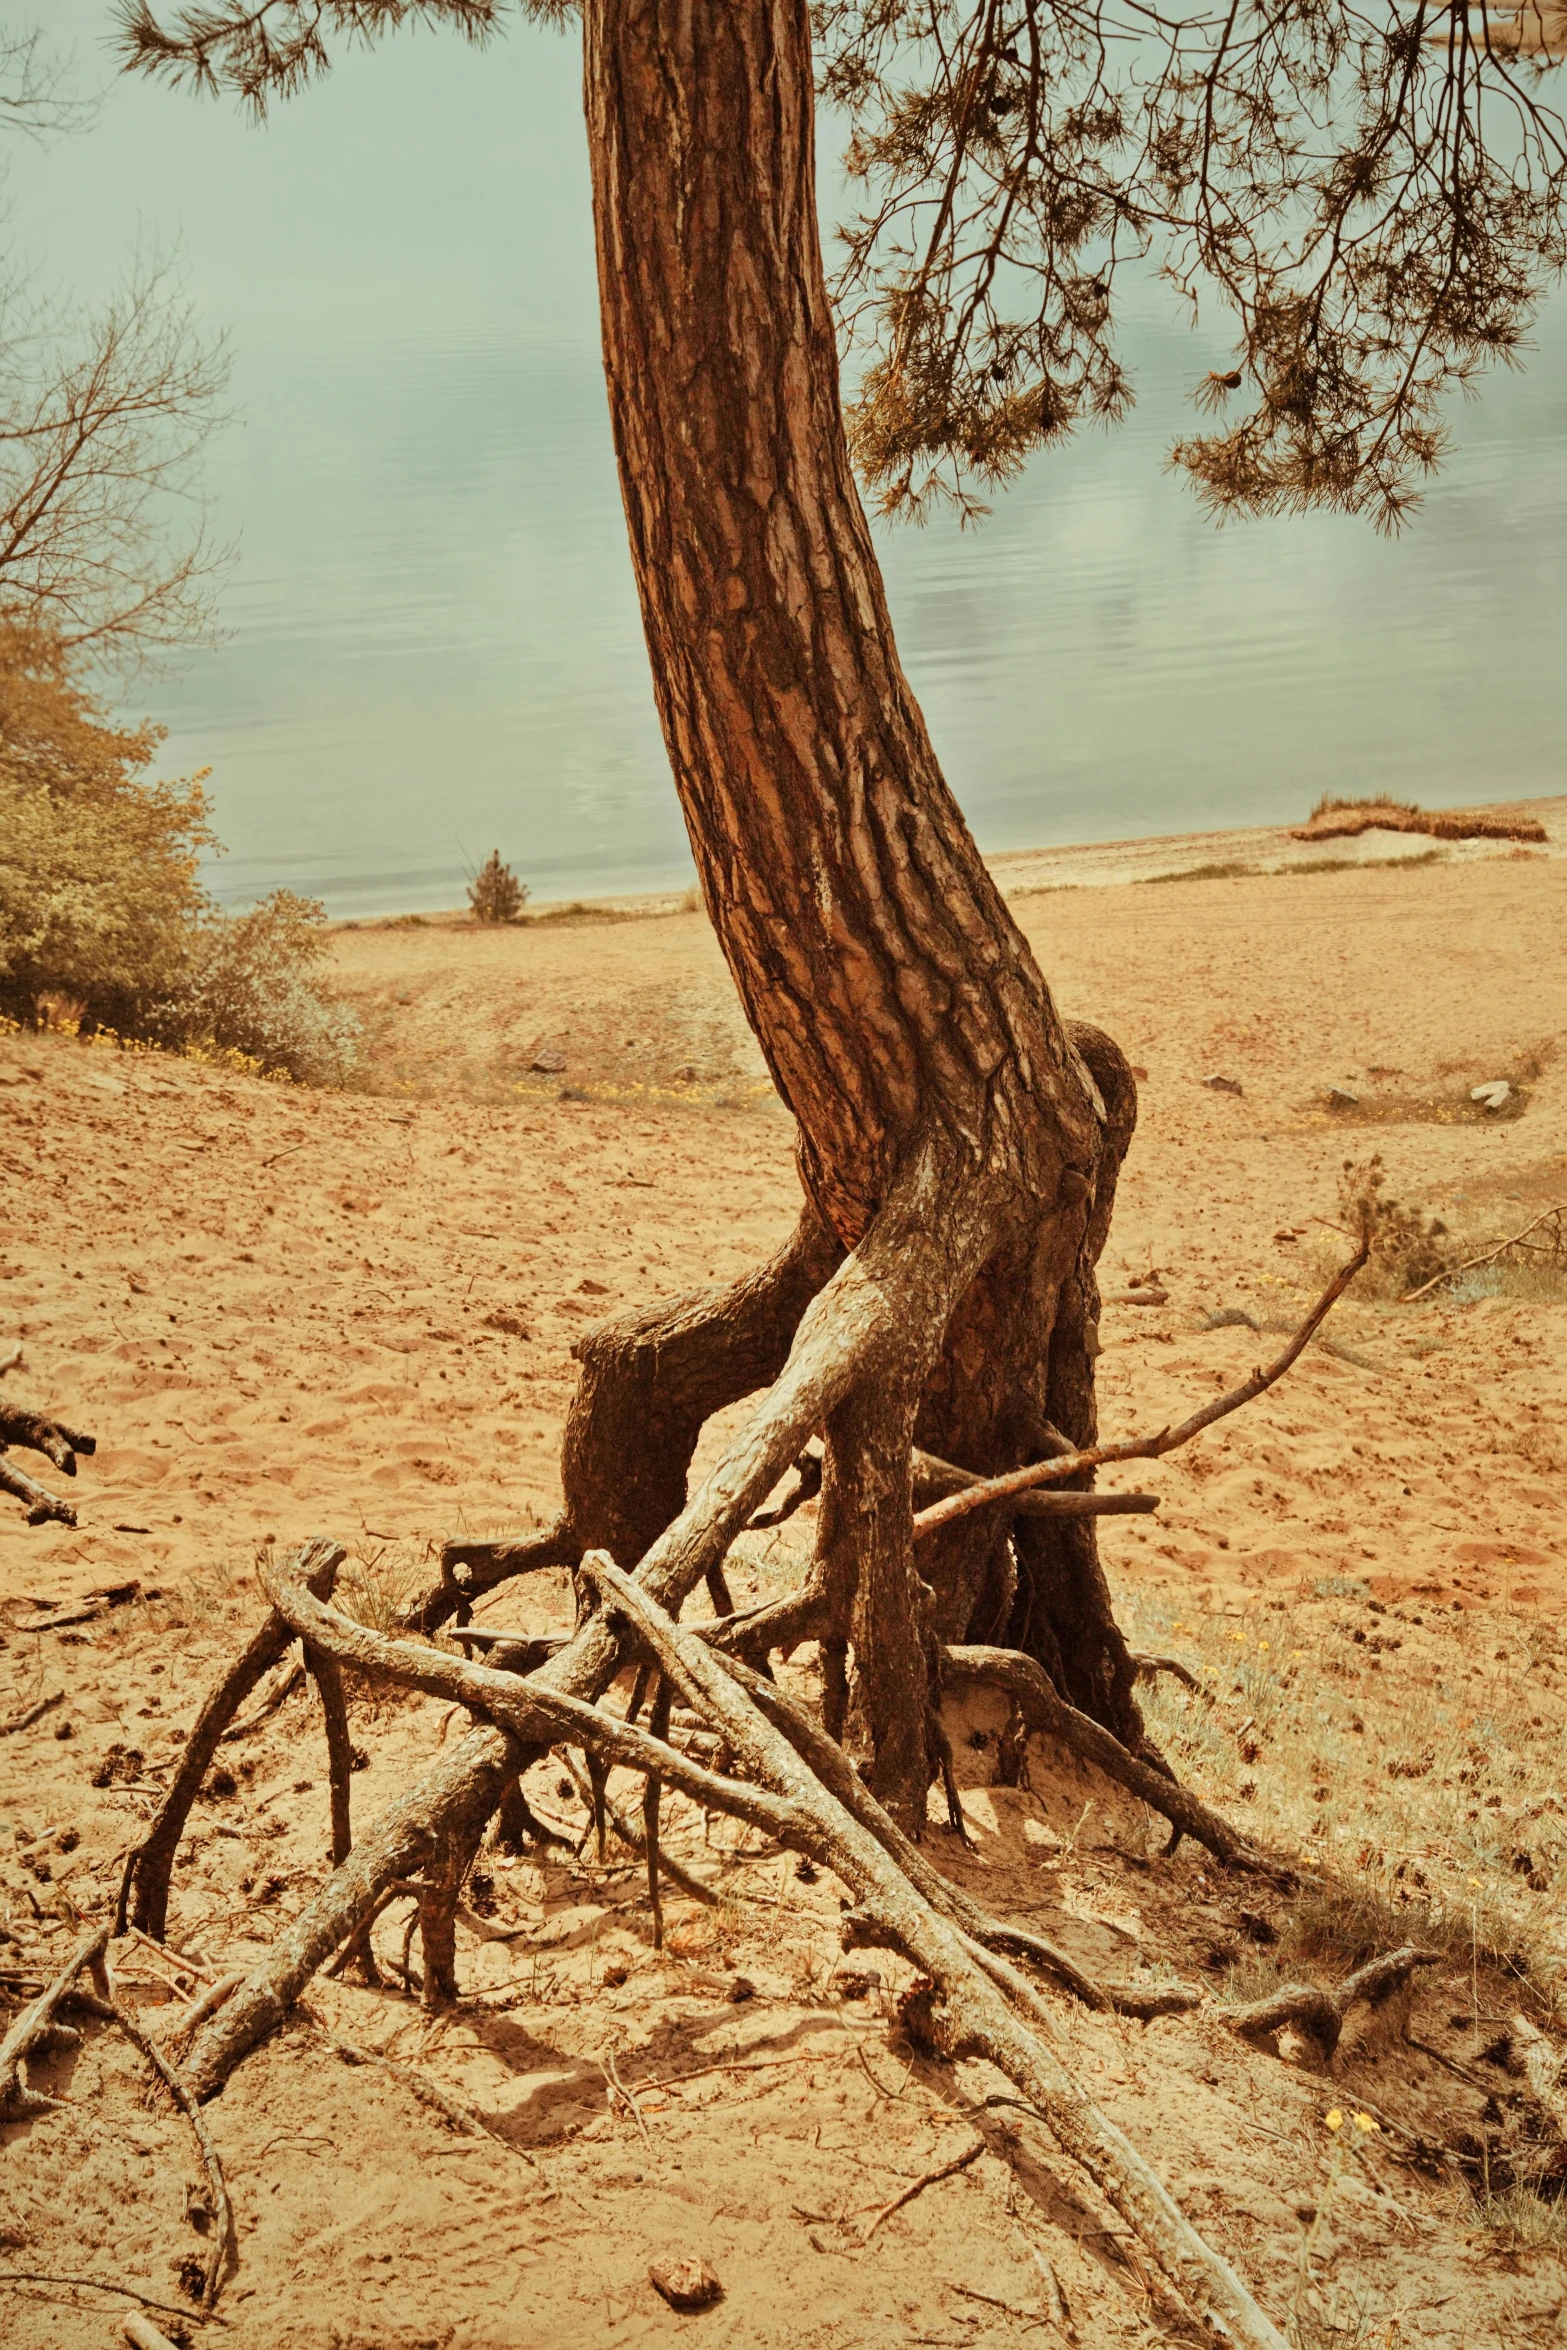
left=582, top=0, right=1145, bottom=1822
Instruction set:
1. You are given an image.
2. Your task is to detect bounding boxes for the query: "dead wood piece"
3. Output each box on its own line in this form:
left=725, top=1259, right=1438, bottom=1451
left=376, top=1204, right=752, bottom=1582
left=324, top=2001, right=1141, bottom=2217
left=0, top=1689, right=63, bottom=1735
left=910, top=1446, right=1158, bottom=1521
left=862, top=2134, right=985, bottom=2239
left=0, top=1343, right=21, bottom=1377
left=121, top=1540, right=345, bottom=1940
left=942, top=1646, right=1276, bottom=1874
left=0, top=1919, right=110, bottom=2120
left=123, top=2313, right=182, bottom=2350
left=1130, top=1652, right=1202, bottom=1693
left=0, top=1400, right=95, bottom=1473
left=0, top=1452, right=76, bottom=1527
left=107, top=1992, right=232, bottom=2313
left=580, top=1555, right=1288, bottom=2350
left=913, top=1237, right=1369, bottom=1540
left=1229, top=1946, right=1439, bottom=2060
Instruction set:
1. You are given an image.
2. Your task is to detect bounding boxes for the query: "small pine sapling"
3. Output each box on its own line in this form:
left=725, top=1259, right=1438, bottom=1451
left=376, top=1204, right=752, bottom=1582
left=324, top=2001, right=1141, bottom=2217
left=468, top=851, right=528, bottom=926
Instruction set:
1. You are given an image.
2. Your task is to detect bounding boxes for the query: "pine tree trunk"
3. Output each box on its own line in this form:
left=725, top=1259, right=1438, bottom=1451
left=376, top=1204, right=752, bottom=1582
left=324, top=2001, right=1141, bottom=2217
left=582, top=0, right=1146, bottom=1821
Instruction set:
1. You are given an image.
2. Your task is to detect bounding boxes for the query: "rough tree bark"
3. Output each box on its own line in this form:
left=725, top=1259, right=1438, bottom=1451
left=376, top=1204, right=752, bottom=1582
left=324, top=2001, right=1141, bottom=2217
left=582, top=0, right=1143, bottom=1816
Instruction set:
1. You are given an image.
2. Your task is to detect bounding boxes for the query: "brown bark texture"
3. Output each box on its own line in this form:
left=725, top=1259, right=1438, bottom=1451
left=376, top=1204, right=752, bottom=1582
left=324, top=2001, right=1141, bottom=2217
left=582, top=0, right=1146, bottom=1800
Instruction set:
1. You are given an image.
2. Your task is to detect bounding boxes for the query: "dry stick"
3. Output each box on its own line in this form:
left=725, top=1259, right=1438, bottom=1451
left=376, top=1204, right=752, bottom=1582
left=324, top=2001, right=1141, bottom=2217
left=0, top=1689, right=64, bottom=1735
left=912, top=1237, right=1370, bottom=1541
left=178, top=1152, right=1036, bottom=2092
left=0, top=1400, right=95, bottom=1473
left=119, top=1539, right=345, bottom=1939
left=1228, top=1946, right=1440, bottom=2061
left=1401, top=1203, right=1566, bottom=1304
left=720, top=1653, right=1198, bottom=2023
left=107, top=1994, right=232, bottom=2314
left=581, top=1556, right=1288, bottom=2350
left=0, top=2274, right=201, bottom=2326
left=862, top=2135, right=985, bottom=2240
left=0, top=1920, right=111, bottom=2121
left=557, top=1748, right=723, bottom=1911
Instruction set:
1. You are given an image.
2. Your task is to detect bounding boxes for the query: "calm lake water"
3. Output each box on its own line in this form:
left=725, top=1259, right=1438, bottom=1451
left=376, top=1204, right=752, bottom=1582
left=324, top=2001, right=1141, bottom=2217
left=20, top=8, right=1567, bottom=913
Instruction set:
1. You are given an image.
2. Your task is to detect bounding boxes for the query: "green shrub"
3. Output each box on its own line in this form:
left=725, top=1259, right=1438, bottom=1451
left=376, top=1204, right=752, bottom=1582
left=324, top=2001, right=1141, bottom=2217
left=0, top=621, right=358, bottom=1084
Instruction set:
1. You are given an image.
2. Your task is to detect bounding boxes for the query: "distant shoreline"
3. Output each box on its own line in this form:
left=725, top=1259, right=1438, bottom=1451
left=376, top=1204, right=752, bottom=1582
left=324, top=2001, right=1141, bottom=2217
left=330, top=791, right=1564, bottom=931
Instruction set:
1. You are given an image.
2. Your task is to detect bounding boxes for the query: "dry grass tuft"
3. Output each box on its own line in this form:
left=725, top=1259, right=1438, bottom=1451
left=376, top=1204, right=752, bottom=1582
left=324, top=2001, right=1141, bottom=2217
left=1296, top=797, right=1547, bottom=844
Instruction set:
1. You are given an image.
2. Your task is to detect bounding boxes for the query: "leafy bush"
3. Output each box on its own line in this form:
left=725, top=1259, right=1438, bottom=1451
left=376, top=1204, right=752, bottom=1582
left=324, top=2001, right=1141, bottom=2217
left=0, top=621, right=358, bottom=1083
left=172, top=891, right=361, bottom=1088
left=468, top=850, right=527, bottom=924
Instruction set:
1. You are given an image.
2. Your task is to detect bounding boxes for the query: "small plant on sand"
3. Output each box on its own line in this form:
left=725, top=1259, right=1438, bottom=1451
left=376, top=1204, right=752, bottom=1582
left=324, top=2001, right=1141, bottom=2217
left=1336, top=1156, right=1456, bottom=1298
left=467, top=851, right=528, bottom=925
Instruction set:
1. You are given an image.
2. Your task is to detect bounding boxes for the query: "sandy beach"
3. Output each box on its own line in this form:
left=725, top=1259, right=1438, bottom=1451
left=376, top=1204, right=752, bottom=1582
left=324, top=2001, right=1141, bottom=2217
left=2, top=806, right=1564, bottom=2348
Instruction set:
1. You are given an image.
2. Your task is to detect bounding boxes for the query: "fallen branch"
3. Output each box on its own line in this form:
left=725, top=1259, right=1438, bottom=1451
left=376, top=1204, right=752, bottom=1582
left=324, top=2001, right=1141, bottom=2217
left=1229, top=1946, right=1439, bottom=2062
left=119, top=1540, right=345, bottom=1939
left=1401, top=1204, right=1565, bottom=1303
left=0, top=1689, right=64, bottom=1735
left=912, top=1238, right=1369, bottom=1540
left=107, top=1993, right=233, bottom=2313
left=862, top=2134, right=985, bottom=2239
left=0, top=1920, right=111, bottom=2120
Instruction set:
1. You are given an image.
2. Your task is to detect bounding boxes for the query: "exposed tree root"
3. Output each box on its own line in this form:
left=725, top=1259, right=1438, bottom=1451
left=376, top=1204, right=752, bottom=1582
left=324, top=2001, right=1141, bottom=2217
left=941, top=1647, right=1279, bottom=1874
left=217, top=1553, right=1280, bottom=2346
left=107, top=1991, right=234, bottom=2312
left=0, top=1921, right=111, bottom=2121
left=118, top=1539, right=346, bottom=1939
left=1229, top=1945, right=1440, bottom=2063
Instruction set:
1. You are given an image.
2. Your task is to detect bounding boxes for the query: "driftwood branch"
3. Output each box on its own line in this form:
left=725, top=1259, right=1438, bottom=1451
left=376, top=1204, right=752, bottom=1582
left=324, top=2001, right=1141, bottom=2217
left=913, top=1238, right=1369, bottom=1540
left=119, top=1539, right=346, bottom=1939
left=0, top=1920, right=111, bottom=2120
left=1229, top=1945, right=1439, bottom=2061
